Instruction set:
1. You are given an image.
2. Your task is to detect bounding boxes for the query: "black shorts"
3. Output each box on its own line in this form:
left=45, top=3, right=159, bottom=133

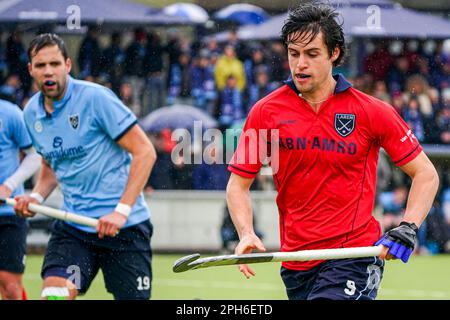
left=42, top=219, right=153, bottom=300
left=0, top=215, right=28, bottom=273
left=280, top=257, right=384, bottom=300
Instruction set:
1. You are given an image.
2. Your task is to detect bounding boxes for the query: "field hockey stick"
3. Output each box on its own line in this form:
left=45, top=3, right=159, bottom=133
left=173, top=245, right=383, bottom=273
left=0, top=197, right=98, bottom=228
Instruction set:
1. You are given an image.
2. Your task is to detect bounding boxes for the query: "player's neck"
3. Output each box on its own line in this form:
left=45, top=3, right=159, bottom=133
left=43, top=85, right=68, bottom=114
left=301, top=76, right=336, bottom=112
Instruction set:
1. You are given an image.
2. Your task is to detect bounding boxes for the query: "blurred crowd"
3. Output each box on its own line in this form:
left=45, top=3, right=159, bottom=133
left=1, top=28, right=450, bottom=253
left=1, top=29, right=449, bottom=145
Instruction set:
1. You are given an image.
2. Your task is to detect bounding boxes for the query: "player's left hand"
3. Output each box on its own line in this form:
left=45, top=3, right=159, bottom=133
left=97, top=212, right=127, bottom=239
left=376, top=221, right=418, bottom=263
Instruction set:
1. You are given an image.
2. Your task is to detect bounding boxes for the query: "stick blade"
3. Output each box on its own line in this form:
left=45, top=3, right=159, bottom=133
left=173, top=254, right=201, bottom=273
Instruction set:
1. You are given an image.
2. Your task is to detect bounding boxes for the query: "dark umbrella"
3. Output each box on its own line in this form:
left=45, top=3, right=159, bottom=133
left=139, top=104, right=218, bottom=132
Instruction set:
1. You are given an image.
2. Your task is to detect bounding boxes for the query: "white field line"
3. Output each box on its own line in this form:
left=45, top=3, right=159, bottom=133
left=155, top=278, right=450, bottom=298
left=23, top=275, right=450, bottom=298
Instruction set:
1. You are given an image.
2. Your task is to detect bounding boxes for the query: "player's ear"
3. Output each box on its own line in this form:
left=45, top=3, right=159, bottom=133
left=28, top=62, right=33, bottom=76
left=66, top=58, right=72, bottom=74
left=330, top=47, right=340, bottom=64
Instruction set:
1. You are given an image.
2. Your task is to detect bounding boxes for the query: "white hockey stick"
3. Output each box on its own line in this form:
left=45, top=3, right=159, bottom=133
left=0, top=197, right=98, bottom=228
left=173, top=246, right=383, bottom=273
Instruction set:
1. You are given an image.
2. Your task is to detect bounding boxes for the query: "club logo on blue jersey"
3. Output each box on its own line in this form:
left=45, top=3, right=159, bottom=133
left=334, top=114, right=355, bottom=137
left=69, top=114, right=79, bottom=130
left=34, top=121, right=43, bottom=133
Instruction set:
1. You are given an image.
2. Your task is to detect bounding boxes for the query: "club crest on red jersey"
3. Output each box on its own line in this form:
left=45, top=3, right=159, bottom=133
left=334, top=113, right=355, bottom=137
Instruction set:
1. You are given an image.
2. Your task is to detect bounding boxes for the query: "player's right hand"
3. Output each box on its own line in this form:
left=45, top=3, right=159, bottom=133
left=14, top=195, right=38, bottom=218
left=234, top=233, right=266, bottom=279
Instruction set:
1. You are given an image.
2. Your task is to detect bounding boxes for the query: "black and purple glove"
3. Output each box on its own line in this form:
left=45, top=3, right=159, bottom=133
left=375, top=221, right=418, bottom=263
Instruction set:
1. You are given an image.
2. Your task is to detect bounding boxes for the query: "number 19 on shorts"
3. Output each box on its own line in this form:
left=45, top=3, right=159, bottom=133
left=137, top=276, right=151, bottom=291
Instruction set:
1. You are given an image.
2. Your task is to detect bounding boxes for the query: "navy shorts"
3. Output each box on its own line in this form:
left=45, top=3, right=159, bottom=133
left=280, top=257, right=384, bottom=300
left=42, top=219, right=153, bottom=300
left=0, top=215, right=28, bottom=273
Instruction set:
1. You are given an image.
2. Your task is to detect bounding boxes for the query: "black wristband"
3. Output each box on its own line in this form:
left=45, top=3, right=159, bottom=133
left=399, top=221, right=418, bottom=234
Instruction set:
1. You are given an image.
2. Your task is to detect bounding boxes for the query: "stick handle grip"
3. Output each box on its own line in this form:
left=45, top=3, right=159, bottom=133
left=271, top=246, right=383, bottom=262
left=2, top=197, right=98, bottom=228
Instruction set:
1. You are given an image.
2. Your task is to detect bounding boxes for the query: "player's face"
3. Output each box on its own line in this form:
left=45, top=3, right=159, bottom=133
left=28, top=45, right=72, bottom=101
left=287, top=31, right=339, bottom=95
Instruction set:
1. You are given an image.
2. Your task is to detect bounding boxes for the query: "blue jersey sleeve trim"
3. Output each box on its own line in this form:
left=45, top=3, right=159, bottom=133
left=19, top=143, right=33, bottom=150
left=113, top=120, right=138, bottom=142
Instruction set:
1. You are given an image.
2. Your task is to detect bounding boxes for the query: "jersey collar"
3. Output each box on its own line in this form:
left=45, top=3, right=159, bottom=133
left=37, top=75, right=74, bottom=119
left=284, top=73, right=352, bottom=96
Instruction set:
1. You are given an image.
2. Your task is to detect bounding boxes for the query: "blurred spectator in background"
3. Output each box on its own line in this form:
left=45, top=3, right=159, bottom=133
left=192, top=146, right=229, bottom=190
left=119, top=82, right=140, bottom=113
left=167, top=51, right=191, bottom=106
left=387, top=56, right=411, bottom=93
left=244, top=45, right=267, bottom=86
left=144, top=32, right=165, bottom=114
left=443, top=187, right=450, bottom=228
left=371, top=80, right=391, bottom=104
left=206, top=38, right=221, bottom=56
left=190, top=49, right=216, bottom=114
left=402, top=96, right=425, bottom=142
left=246, top=66, right=277, bottom=112
left=435, top=105, right=450, bottom=144
left=415, top=56, right=432, bottom=85
left=172, top=152, right=193, bottom=189
left=404, top=75, right=434, bottom=117
left=353, top=73, right=374, bottom=94
left=0, top=74, right=24, bottom=106
left=363, top=42, right=393, bottom=81
left=78, top=26, right=102, bottom=80
left=268, top=41, right=289, bottom=87
left=431, top=57, right=450, bottom=91
left=216, top=75, right=244, bottom=130
left=424, top=203, right=450, bottom=254
left=214, top=45, right=246, bottom=91
left=146, top=129, right=176, bottom=191
left=379, top=185, right=408, bottom=232
left=227, top=29, right=248, bottom=62
left=6, top=29, right=29, bottom=93
left=165, top=31, right=182, bottom=91
left=124, top=28, right=147, bottom=115
left=0, top=32, right=7, bottom=83
left=391, top=91, right=406, bottom=114
left=101, top=32, right=125, bottom=94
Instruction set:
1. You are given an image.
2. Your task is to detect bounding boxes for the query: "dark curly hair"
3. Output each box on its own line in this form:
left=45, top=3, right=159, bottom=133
left=281, top=2, right=346, bottom=67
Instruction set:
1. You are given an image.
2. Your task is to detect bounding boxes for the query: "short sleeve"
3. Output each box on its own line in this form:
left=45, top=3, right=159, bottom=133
left=228, top=103, right=266, bottom=178
left=371, top=101, right=422, bottom=167
left=92, top=87, right=137, bottom=141
left=11, top=106, right=33, bottom=149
